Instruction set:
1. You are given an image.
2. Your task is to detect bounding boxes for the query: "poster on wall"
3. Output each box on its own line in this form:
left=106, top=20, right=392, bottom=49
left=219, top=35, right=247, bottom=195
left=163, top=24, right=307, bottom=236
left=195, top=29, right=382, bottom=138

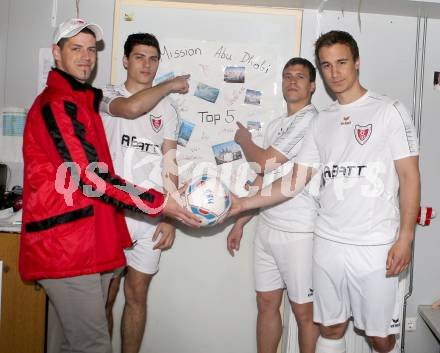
left=155, top=39, right=284, bottom=191
left=113, top=1, right=302, bottom=195
left=37, top=48, right=54, bottom=95
left=0, top=107, right=27, bottom=163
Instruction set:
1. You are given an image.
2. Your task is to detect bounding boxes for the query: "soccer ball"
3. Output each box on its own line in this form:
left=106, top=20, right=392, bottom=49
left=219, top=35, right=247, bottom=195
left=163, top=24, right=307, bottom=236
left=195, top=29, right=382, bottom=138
left=184, top=175, right=232, bottom=227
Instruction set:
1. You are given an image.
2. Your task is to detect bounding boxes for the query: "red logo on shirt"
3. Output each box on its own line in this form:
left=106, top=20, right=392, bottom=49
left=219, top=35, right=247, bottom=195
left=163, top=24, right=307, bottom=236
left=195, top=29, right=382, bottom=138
left=354, top=124, right=372, bottom=145
left=150, top=115, right=163, bottom=132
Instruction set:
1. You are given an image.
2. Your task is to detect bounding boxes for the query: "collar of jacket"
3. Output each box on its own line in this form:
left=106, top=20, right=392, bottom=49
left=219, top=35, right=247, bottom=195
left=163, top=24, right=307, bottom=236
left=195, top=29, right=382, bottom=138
left=47, top=68, right=103, bottom=112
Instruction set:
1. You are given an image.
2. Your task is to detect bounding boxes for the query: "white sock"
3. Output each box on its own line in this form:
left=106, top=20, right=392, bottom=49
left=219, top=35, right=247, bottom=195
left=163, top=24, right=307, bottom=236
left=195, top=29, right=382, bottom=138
left=315, top=336, right=346, bottom=353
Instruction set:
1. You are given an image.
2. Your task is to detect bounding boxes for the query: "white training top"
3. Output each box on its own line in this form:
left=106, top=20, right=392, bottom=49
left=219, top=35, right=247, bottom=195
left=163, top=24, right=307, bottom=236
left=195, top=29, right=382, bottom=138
left=296, top=91, right=419, bottom=245
left=259, top=104, right=319, bottom=233
left=100, top=83, right=180, bottom=229
left=100, top=83, right=180, bottom=189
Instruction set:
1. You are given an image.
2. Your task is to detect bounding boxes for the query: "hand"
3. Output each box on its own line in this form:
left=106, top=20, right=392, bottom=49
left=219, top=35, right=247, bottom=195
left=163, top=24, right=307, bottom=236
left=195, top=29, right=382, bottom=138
left=234, top=122, right=251, bottom=145
left=225, top=193, right=244, bottom=220
left=227, top=223, right=244, bottom=256
left=162, top=187, right=201, bottom=228
left=152, top=221, right=176, bottom=250
left=165, top=74, right=190, bottom=94
left=386, top=238, right=412, bottom=276
left=243, top=179, right=261, bottom=196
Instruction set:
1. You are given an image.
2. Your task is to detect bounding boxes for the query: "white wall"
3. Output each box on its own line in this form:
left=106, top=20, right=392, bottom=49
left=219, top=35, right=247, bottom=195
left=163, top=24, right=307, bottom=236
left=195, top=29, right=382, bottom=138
left=405, top=17, right=440, bottom=353
left=0, top=0, right=10, bottom=110
left=0, top=0, right=114, bottom=186
left=300, top=9, right=416, bottom=109
left=2, top=0, right=114, bottom=106
left=1, top=1, right=439, bottom=353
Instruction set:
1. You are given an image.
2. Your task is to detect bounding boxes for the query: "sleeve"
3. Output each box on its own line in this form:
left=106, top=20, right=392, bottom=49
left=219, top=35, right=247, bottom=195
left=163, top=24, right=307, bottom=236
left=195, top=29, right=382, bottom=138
left=99, top=84, right=122, bottom=116
left=42, top=98, right=165, bottom=216
left=295, top=117, right=321, bottom=169
left=261, top=120, right=271, bottom=148
left=163, top=99, right=180, bottom=141
left=271, top=108, right=316, bottom=160
left=387, top=101, right=419, bottom=160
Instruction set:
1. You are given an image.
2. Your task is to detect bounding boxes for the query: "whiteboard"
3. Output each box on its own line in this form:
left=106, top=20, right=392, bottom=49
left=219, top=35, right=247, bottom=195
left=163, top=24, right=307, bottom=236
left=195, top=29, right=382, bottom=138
left=112, top=0, right=302, bottom=194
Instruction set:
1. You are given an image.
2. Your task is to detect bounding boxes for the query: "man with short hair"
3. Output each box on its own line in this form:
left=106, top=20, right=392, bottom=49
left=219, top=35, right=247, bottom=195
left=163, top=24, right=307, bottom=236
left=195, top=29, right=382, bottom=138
left=227, top=57, right=319, bottom=353
left=228, top=30, right=420, bottom=353
left=19, top=18, right=199, bottom=353
left=100, top=32, right=187, bottom=353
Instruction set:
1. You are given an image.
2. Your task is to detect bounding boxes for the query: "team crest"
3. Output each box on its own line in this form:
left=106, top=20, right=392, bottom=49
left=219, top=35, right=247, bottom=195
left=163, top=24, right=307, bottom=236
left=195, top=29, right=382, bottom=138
left=354, top=124, right=372, bottom=145
left=150, top=114, right=163, bottom=132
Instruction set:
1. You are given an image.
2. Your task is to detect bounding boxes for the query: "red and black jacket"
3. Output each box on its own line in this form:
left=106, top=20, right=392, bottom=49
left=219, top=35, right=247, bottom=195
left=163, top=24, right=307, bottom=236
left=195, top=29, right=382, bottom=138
left=19, top=69, right=164, bottom=281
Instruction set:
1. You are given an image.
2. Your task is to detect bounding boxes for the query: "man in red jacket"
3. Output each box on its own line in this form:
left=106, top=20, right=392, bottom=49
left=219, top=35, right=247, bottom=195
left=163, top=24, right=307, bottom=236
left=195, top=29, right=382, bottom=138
left=19, top=18, right=199, bottom=353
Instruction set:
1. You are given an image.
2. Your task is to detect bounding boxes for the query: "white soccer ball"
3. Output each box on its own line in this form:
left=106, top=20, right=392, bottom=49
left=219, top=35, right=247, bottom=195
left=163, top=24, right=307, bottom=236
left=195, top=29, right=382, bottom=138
left=184, top=175, right=232, bottom=227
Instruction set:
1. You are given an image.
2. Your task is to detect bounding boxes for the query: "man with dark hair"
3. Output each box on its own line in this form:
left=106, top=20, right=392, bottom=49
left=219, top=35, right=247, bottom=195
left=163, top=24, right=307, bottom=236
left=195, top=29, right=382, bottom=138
left=314, top=30, right=360, bottom=62
left=227, top=57, right=319, bottom=353
left=20, top=19, right=199, bottom=353
left=101, top=33, right=190, bottom=120
left=284, top=57, right=317, bottom=81
left=123, top=32, right=161, bottom=58
left=228, top=30, right=420, bottom=353
left=100, top=32, right=189, bottom=353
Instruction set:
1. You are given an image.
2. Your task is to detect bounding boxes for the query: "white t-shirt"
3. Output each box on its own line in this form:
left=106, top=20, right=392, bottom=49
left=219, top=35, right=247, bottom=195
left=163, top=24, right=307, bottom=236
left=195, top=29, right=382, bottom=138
left=259, top=104, right=319, bottom=233
left=100, top=83, right=180, bottom=228
left=297, top=91, right=419, bottom=245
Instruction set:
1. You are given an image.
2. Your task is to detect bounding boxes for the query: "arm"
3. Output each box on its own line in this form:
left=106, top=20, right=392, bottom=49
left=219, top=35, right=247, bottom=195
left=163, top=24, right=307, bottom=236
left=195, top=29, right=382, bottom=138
left=161, top=139, right=179, bottom=194
left=107, top=75, right=189, bottom=119
left=235, top=122, right=287, bottom=173
left=230, top=108, right=319, bottom=217
left=226, top=175, right=263, bottom=256
left=153, top=139, right=179, bottom=250
left=386, top=156, right=420, bottom=276
left=235, top=105, right=315, bottom=174
left=230, top=163, right=315, bottom=217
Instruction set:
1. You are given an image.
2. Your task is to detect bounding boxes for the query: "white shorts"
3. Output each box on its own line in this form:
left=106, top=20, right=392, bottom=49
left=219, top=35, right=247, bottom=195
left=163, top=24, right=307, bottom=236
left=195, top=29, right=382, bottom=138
left=254, top=220, right=314, bottom=304
left=124, top=212, right=161, bottom=275
left=313, top=236, right=402, bottom=337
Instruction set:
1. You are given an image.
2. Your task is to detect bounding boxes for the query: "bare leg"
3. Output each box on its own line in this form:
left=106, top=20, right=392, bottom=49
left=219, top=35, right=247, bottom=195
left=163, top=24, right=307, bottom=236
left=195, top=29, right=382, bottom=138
left=290, top=301, right=319, bottom=353
left=368, top=335, right=396, bottom=353
left=121, top=266, right=154, bottom=353
left=256, top=289, right=284, bottom=353
left=105, top=275, right=122, bottom=338
left=315, top=322, right=349, bottom=353
left=319, top=322, right=348, bottom=339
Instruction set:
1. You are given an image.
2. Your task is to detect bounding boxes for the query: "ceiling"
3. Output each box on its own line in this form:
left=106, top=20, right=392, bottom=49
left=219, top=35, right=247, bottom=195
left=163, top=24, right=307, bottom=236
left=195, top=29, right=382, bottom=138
left=150, top=0, right=440, bottom=18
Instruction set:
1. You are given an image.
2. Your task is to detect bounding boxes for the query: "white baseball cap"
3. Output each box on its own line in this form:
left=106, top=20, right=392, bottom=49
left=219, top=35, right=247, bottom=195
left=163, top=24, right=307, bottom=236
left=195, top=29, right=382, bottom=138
left=53, top=18, right=103, bottom=45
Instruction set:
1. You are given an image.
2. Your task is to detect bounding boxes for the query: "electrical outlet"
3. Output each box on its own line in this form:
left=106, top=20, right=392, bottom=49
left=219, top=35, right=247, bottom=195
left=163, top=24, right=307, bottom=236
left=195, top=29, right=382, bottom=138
left=406, top=317, right=417, bottom=331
